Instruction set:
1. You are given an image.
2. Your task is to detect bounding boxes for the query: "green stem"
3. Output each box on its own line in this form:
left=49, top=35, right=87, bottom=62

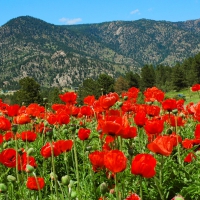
left=154, top=177, right=165, bottom=200
left=33, top=172, right=42, bottom=200
left=72, top=133, right=80, bottom=192
left=139, top=176, right=143, bottom=200
left=64, top=152, right=71, bottom=200
left=50, top=142, right=59, bottom=199
left=57, top=181, right=65, bottom=200
left=115, top=173, right=120, bottom=200
left=14, top=135, right=20, bottom=183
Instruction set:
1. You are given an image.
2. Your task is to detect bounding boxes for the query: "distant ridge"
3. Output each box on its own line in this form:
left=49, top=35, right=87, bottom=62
left=0, top=16, right=200, bottom=89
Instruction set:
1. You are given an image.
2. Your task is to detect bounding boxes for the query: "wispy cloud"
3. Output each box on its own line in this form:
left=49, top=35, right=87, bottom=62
left=130, top=9, right=140, bottom=15
left=59, top=17, right=82, bottom=25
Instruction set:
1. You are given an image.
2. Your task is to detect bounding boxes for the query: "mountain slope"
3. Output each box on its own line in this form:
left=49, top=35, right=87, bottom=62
left=0, top=16, right=200, bottom=89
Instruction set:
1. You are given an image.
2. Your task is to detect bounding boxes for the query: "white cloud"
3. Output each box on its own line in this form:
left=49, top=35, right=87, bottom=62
left=59, top=17, right=82, bottom=25
left=130, top=9, right=140, bottom=15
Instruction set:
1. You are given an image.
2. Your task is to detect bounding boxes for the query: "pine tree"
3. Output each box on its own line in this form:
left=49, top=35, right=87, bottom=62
left=14, top=77, right=42, bottom=106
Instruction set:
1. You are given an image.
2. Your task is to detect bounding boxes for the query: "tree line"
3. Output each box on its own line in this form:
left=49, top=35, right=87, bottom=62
left=0, top=51, right=200, bottom=106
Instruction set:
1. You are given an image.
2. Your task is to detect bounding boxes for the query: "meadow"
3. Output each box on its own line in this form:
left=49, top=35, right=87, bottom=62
left=0, top=85, right=200, bottom=200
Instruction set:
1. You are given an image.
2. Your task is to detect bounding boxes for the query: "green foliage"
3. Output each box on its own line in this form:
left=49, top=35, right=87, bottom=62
left=77, top=74, right=115, bottom=104
left=13, top=77, right=42, bottom=106
left=140, top=64, right=156, bottom=91
left=97, top=74, right=115, bottom=95
left=125, top=71, right=140, bottom=88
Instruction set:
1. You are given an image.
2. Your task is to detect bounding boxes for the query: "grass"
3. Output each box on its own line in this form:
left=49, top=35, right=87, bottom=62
left=166, top=87, right=200, bottom=104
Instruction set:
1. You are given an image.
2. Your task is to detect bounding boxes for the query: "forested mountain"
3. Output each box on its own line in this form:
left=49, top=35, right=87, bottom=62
left=0, top=16, right=200, bottom=89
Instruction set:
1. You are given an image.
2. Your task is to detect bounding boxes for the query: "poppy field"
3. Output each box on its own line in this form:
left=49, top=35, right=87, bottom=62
left=1, top=85, right=200, bottom=200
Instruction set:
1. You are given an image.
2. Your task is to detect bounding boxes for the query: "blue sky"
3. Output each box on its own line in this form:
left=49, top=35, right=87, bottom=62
left=0, top=0, right=200, bottom=26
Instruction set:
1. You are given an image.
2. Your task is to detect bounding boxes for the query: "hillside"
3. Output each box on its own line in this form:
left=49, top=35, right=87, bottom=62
left=0, top=16, right=200, bottom=89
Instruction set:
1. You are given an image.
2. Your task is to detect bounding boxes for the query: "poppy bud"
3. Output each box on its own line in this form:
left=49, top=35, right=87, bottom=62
left=172, top=109, right=178, bottom=114
left=100, top=182, right=108, bottom=194
left=166, top=128, right=173, bottom=134
left=61, top=175, right=70, bottom=186
left=27, top=147, right=35, bottom=156
left=43, top=121, right=48, bottom=126
left=71, top=190, right=77, bottom=198
left=171, top=194, right=185, bottom=200
left=11, top=124, right=18, bottom=134
left=86, top=146, right=92, bottom=151
left=25, top=164, right=35, bottom=173
left=123, top=96, right=128, bottom=100
left=0, top=183, right=7, bottom=193
left=62, top=129, right=68, bottom=135
left=117, top=102, right=123, bottom=107
left=50, top=172, right=57, bottom=180
left=146, top=101, right=153, bottom=105
left=43, top=98, right=48, bottom=103
left=128, top=146, right=134, bottom=156
left=3, top=142, right=8, bottom=149
left=7, top=175, right=16, bottom=182
left=195, top=150, right=200, bottom=156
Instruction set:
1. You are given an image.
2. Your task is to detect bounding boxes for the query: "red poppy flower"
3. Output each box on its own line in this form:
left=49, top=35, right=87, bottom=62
left=169, top=132, right=182, bottom=147
left=144, top=87, right=165, bottom=102
left=51, top=104, right=70, bottom=114
left=21, top=131, right=37, bottom=142
left=78, top=128, right=91, bottom=140
left=121, top=100, right=135, bottom=112
left=84, top=95, right=95, bottom=106
left=80, top=106, right=93, bottom=116
left=19, top=152, right=37, bottom=171
left=14, top=113, right=31, bottom=124
left=59, top=92, right=77, bottom=105
left=71, top=106, right=80, bottom=116
left=162, top=99, right=177, bottom=112
left=195, top=124, right=200, bottom=139
left=3, top=131, right=14, bottom=141
left=89, top=151, right=105, bottom=172
left=104, top=150, right=127, bottom=173
left=6, top=104, right=20, bottom=117
left=47, top=111, right=70, bottom=125
left=191, top=83, right=200, bottom=92
left=184, top=152, right=196, bottom=163
left=144, top=118, right=164, bottom=135
left=56, top=140, right=73, bottom=153
left=99, top=93, right=118, bottom=110
left=131, top=153, right=156, bottom=178
left=0, top=148, right=20, bottom=168
left=40, top=142, right=61, bottom=158
left=147, top=135, right=174, bottom=156
left=146, top=105, right=160, bottom=117
left=134, top=111, right=147, bottom=127
left=56, top=113, right=70, bottom=125
left=125, top=193, right=141, bottom=200
left=193, top=102, right=200, bottom=121
left=0, top=116, right=11, bottom=131
left=186, top=102, right=195, bottom=115
left=128, top=87, right=140, bottom=96
left=120, top=126, right=137, bottom=139
left=0, top=101, right=9, bottom=114
left=182, top=139, right=194, bottom=149
left=26, top=177, right=45, bottom=190
left=176, top=99, right=185, bottom=111
left=0, top=134, right=3, bottom=145
left=168, top=115, right=185, bottom=127
left=101, top=121, right=122, bottom=136
left=26, top=103, right=45, bottom=117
